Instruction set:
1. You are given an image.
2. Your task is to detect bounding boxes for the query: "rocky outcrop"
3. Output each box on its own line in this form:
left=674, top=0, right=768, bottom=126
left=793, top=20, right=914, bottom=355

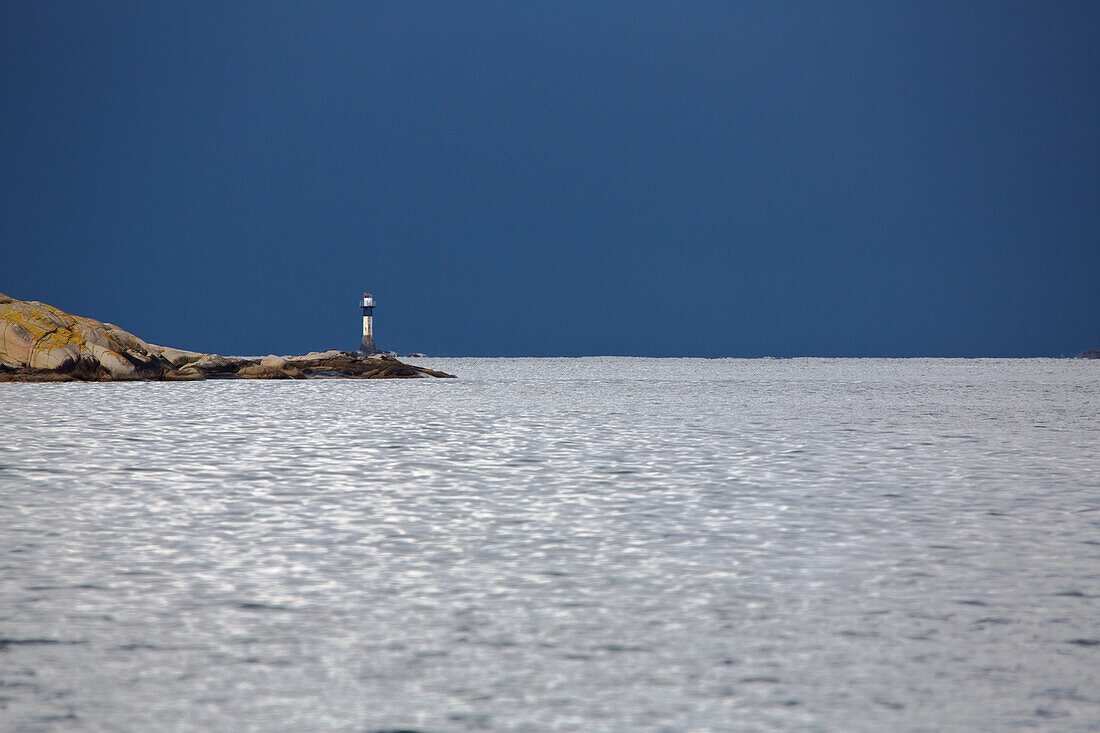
left=276, top=351, right=453, bottom=379
left=175, top=353, right=251, bottom=376
left=0, top=291, right=181, bottom=380
left=1076, top=349, right=1100, bottom=359
left=0, top=292, right=454, bottom=382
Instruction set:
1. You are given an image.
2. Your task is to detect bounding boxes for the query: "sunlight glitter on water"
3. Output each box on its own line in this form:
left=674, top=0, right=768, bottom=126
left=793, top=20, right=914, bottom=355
left=1, top=358, right=1098, bottom=731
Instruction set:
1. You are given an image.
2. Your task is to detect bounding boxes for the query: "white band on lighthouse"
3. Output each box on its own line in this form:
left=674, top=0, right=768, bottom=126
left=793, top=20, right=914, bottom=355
left=363, top=315, right=373, bottom=337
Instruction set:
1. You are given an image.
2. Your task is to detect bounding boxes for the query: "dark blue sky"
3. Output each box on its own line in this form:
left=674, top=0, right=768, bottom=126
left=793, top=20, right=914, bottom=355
left=3, top=2, right=1097, bottom=356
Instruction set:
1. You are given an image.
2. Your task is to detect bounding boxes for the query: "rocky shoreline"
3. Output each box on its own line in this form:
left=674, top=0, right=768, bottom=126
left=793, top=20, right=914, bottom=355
left=0, top=292, right=454, bottom=382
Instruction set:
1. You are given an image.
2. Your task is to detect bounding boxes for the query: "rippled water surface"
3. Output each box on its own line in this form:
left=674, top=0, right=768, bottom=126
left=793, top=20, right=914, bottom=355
left=1, top=358, right=1099, bottom=731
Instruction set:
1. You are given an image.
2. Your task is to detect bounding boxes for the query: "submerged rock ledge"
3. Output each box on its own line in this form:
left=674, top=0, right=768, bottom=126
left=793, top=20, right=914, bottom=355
left=0, top=292, right=453, bottom=382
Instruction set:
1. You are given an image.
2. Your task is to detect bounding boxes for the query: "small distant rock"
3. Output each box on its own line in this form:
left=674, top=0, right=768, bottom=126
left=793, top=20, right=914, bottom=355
left=405, top=353, right=428, bottom=358
left=1076, top=349, right=1100, bottom=359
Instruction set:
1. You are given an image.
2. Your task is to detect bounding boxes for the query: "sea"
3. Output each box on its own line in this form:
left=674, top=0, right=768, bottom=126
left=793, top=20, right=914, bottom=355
left=1, top=357, right=1098, bottom=732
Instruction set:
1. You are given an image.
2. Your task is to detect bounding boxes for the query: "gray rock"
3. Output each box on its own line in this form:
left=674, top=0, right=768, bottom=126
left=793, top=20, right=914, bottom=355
left=178, top=353, right=245, bottom=374
left=259, top=354, right=288, bottom=370
left=150, top=345, right=205, bottom=367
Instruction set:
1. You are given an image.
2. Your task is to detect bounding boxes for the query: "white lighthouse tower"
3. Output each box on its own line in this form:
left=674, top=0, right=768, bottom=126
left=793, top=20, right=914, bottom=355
left=359, top=292, right=376, bottom=354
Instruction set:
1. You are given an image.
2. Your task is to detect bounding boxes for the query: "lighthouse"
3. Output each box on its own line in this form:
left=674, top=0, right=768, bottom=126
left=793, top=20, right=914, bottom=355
left=359, top=292, right=376, bottom=354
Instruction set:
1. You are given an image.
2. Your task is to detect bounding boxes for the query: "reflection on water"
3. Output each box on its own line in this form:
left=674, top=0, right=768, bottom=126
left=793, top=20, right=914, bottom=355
left=1, top=358, right=1098, bottom=731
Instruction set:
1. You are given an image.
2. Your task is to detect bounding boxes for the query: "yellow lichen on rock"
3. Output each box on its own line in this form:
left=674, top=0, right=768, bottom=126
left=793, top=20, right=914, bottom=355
left=28, top=329, right=84, bottom=371
left=0, top=292, right=174, bottom=380
left=1, top=300, right=80, bottom=368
